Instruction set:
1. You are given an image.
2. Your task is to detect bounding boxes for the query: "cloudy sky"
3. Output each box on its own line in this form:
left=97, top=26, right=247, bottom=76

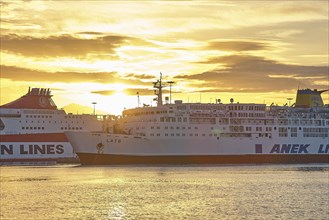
left=1, top=0, right=328, bottom=114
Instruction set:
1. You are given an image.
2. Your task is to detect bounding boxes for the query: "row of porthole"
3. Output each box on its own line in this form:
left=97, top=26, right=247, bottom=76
left=22, top=127, right=45, bottom=130
left=26, top=115, right=52, bottom=118
left=20, top=121, right=84, bottom=123
left=64, top=116, right=83, bottom=119
left=21, top=127, right=83, bottom=130
left=151, top=126, right=199, bottom=130
left=60, top=127, right=83, bottom=130
left=150, top=133, right=218, bottom=137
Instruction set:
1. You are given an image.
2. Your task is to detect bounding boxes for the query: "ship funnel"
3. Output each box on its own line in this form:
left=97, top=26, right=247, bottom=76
left=295, top=89, right=328, bottom=108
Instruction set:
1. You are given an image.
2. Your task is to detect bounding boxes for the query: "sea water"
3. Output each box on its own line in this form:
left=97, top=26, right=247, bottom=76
left=1, top=164, right=328, bottom=219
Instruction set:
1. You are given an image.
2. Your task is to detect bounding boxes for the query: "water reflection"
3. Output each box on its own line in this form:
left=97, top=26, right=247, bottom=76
left=0, top=164, right=328, bottom=219
left=108, top=204, right=127, bottom=220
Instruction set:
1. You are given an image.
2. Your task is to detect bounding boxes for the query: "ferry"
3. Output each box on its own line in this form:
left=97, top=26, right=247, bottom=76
left=0, top=88, right=105, bottom=164
left=65, top=74, right=329, bottom=165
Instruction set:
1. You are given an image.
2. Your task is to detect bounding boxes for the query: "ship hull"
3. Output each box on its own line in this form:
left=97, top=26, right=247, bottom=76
left=76, top=153, right=329, bottom=165
left=65, top=131, right=329, bottom=165
left=0, top=133, right=77, bottom=164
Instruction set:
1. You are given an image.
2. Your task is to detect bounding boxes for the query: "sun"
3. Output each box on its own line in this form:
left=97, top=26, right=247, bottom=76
left=95, top=89, right=137, bottom=115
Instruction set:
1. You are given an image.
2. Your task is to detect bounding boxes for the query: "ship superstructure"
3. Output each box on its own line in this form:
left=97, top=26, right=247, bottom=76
left=0, top=88, right=104, bottom=164
left=65, top=75, right=329, bottom=165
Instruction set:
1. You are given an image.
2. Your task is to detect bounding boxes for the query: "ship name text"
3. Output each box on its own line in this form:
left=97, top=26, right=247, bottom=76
left=269, top=144, right=329, bottom=154
left=1, top=144, right=64, bottom=155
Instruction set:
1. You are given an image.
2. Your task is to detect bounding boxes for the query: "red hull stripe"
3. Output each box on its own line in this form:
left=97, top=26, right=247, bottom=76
left=0, top=133, right=68, bottom=142
left=0, top=158, right=79, bottom=163
left=77, top=153, right=329, bottom=165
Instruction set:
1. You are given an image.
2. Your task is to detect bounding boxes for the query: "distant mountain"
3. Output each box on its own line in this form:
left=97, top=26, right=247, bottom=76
left=60, top=103, right=109, bottom=115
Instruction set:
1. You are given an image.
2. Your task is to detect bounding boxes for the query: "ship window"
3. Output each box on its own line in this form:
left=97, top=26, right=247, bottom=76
left=22, top=127, right=25, bottom=129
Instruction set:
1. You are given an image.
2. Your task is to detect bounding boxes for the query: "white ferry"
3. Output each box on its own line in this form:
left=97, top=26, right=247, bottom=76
left=65, top=74, right=329, bottom=165
left=0, top=88, right=104, bottom=164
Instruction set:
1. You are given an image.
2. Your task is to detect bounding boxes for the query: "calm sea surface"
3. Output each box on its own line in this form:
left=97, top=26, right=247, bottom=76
left=1, top=164, right=328, bottom=220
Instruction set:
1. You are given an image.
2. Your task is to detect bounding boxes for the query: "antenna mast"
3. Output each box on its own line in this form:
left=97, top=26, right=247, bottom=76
left=167, top=81, right=175, bottom=104
left=153, top=72, right=164, bottom=106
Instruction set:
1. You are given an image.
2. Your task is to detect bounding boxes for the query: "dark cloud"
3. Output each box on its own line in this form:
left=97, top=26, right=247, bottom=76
left=0, top=1, right=10, bottom=7
left=125, top=88, right=155, bottom=96
left=124, top=73, right=156, bottom=80
left=206, top=40, right=269, bottom=51
left=176, top=55, right=328, bottom=92
left=76, top=32, right=104, bottom=35
left=0, top=65, right=150, bottom=85
left=91, top=90, right=117, bottom=96
left=0, top=34, right=152, bottom=58
left=0, top=65, right=117, bottom=83
left=198, top=55, right=327, bottom=76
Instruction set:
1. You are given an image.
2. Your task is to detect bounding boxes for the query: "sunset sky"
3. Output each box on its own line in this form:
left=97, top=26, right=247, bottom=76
left=1, top=0, right=328, bottom=115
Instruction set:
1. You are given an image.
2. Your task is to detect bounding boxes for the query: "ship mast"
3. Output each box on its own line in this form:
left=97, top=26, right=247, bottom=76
left=153, top=73, right=164, bottom=106
left=153, top=73, right=175, bottom=106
